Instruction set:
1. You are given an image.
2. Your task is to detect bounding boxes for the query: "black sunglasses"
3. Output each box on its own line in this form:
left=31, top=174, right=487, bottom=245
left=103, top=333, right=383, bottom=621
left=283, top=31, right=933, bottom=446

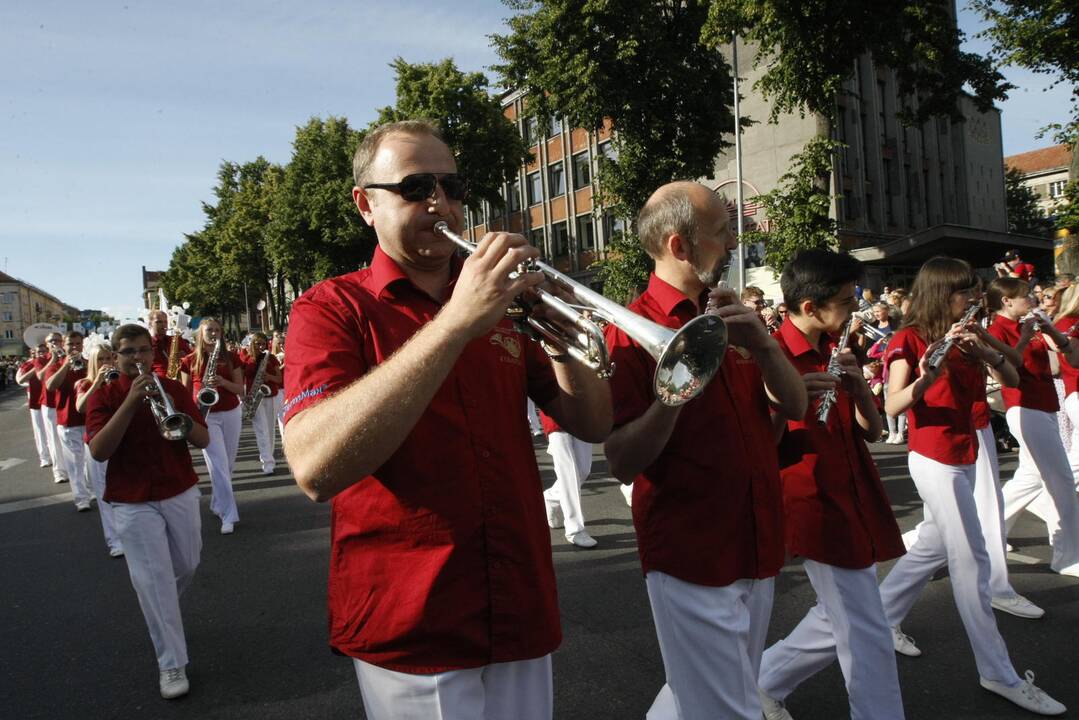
left=364, top=173, right=468, bottom=202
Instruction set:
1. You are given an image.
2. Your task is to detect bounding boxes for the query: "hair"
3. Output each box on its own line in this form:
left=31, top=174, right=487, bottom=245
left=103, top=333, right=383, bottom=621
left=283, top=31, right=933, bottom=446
left=741, top=285, right=765, bottom=302
left=1056, top=284, right=1079, bottom=320
left=65, top=331, right=84, bottom=342
left=986, top=276, right=1030, bottom=312
left=352, top=119, right=443, bottom=187
left=85, top=343, right=114, bottom=381
left=637, top=188, right=698, bottom=260
left=194, top=317, right=231, bottom=377
left=779, top=249, right=864, bottom=314
left=862, top=288, right=876, bottom=301
left=900, top=256, right=978, bottom=341
left=111, top=323, right=151, bottom=348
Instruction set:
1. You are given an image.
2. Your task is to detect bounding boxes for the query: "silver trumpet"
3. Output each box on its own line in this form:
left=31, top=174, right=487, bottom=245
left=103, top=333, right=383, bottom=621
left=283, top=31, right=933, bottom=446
left=816, top=316, right=856, bottom=424
left=135, top=362, right=193, bottom=441
left=69, top=352, right=86, bottom=372
left=434, top=222, right=728, bottom=406
left=197, top=339, right=222, bottom=408
left=104, top=367, right=121, bottom=383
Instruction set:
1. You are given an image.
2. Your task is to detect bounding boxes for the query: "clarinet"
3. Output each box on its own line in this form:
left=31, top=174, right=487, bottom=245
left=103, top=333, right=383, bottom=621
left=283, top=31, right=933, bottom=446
left=925, top=299, right=982, bottom=371
left=816, top=316, right=856, bottom=424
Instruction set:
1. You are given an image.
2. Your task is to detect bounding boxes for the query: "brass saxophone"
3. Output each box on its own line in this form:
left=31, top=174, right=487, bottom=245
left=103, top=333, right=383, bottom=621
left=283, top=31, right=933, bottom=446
left=166, top=331, right=183, bottom=380
left=197, top=339, right=222, bottom=409
left=241, top=350, right=273, bottom=422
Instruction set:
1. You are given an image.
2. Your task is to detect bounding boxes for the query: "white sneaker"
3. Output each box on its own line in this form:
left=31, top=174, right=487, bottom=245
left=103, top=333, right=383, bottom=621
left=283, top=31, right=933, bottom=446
left=54, top=476, right=68, bottom=484
left=262, top=464, right=275, bottom=475
left=76, top=501, right=91, bottom=512
left=159, top=666, right=189, bottom=699
left=992, top=594, right=1045, bottom=619
left=546, top=504, right=564, bottom=529
left=885, top=433, right=899, bottom=444
left=620, top=483, right=633, bottom=507
left=892, top=626, right=921, bottom=657
left=759, top=688, right=794, bottom=719
left=109, top=546, right=125, bottom=558
left=220, top=522, right=235, bottom=535
left=981, top=671, right=1066, bottom=715
left=40, top=461, right=52, bottom=468
left=567, top=530, right=598, bottom=548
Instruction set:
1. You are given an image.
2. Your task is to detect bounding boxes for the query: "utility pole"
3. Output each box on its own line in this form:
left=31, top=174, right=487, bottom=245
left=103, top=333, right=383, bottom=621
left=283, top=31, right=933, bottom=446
left=732, top=34, right=746, bottom=295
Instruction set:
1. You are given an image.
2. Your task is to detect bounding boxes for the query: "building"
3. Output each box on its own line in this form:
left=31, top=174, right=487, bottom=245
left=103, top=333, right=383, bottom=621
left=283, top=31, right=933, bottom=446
left=1005, top=144, right=1073, bottom=218
left=142, top=266, right=164, bottom=311
left=0, top=271, right=81, bottom=356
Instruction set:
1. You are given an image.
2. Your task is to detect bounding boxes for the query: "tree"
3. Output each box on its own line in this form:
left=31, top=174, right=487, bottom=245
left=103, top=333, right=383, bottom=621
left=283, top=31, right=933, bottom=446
left=742, top=137, right=842, bottom=273
left=1003, top=165, right=1054, bottom=236
left=1056, top=180, right=1079, bottom=235
left=375, top=58, right=531, bottom=211
left=591, top=230, right=653, bottom=304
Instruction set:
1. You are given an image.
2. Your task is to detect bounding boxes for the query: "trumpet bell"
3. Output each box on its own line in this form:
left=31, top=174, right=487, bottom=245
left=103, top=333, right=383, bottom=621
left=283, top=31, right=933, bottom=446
left=653, top=314, right=728, bottom=406
left=160, top=413, right=194, bottom=442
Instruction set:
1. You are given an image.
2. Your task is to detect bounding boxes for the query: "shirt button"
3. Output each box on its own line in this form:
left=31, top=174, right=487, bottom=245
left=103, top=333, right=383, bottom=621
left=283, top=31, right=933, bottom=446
left=481, top=449, right=491, bottom=459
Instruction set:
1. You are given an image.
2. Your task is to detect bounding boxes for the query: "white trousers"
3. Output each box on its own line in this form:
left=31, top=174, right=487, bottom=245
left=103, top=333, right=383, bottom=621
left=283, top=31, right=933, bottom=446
left=759, top=561, right=903, bottom=719
left=85, top=449, right=121, bottom=552
left=526, top=398, right=542, bottom=435
left=543, top=431, right=593, bottom=537
left=1064, top=393, right=1079, bottom=485
left=112, top=485, right=201, bottom=670
left=58, top=425, right=91, bottom=505
left=203, top=405, right=241, bottom=525
left=272, top=392, right=284, bottom=439
left=353, top=654, right=552, bottom=720
left=644, top=572, right=775, bottom=720
left=878, top=452, right=1019, bottom=686
left=1001, top=407, right=1079, bottom=577
left=28, top=408, right=51, bottom=465
left=251, top=392, right=278, bottom=471
left=41, top=406, right=68, bottom=481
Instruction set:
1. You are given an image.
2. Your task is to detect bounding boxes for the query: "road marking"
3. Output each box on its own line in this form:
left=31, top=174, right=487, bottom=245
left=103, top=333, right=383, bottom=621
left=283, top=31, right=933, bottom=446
left=0, top=457, right=27, bottom=472
left=0, top=492, right=72, bottom=515
left=1006, top=551, right=1042, bottom=565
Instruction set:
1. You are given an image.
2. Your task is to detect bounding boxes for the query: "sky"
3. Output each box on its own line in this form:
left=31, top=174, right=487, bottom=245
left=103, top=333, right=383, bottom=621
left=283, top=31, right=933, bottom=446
left=1, top=1, right=1073, bottom=320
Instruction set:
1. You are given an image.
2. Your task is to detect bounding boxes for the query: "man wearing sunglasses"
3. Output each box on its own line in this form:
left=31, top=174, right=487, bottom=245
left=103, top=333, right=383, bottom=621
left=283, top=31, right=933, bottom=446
left=282, top=119, right=612, bottom=720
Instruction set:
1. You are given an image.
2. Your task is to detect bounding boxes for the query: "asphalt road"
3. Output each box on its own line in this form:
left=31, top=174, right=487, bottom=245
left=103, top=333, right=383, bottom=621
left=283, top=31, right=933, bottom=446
left=1, top=383, right=1077, bottom=720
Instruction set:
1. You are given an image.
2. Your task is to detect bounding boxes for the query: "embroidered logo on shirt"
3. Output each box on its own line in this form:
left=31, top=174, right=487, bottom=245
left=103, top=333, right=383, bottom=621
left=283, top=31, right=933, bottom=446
left=489, top=332, right=522, bottom=360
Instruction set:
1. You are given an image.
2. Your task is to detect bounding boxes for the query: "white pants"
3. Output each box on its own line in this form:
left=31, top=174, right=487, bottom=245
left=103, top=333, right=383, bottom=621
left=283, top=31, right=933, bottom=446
left=1001, top=407, right=1079, bottom=576
left=272, top=392, right=285, bottom=439
left=112, top=485, right=201, bottom=670
left=1064, top=393, right=1079, bottom=484
left=203, top=405, right=241, bottom=525
left=644, top=572, right=775, bottom=720
left=353, top=654, right=552, bottom=720
left=28, top=408, right=51, bottom=465
left=41, top=406, right=68, bottom=481
left=85, top=449, right=121, bottom=552
left=878, top=452, right=1019, bottom=686
left=759, top=561, right=903, bottom=719
left=526, top=398, right=542, bottom=435
left=58, top=425, right=91, bottom=506
left=251, top=392, right=278, bottom=472
left=543, top=431, right=593, bottom=537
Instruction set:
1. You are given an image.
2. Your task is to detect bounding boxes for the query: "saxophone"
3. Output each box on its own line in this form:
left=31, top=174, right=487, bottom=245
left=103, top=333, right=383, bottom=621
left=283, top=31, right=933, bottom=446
left=197, top=339, right=222, bottom=409
left=166, top=331, right=183, bottom=380
left=241, top=350, right=273, bottom=422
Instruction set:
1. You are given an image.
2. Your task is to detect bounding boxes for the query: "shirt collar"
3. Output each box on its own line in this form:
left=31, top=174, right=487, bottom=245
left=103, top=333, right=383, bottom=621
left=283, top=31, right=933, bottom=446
left=994, top=313, right=1019, bottom=330
left=778, top=317, right=828, bottom=358
left=368, top=244, right=464, bottom=302
left=645, top=273, right=704, bottom=318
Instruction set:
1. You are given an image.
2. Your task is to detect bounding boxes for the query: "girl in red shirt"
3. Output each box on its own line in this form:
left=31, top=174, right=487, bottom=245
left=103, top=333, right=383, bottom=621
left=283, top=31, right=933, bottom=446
left=1053, top=287, right=1079, bottom=476
left=76, top=341, right=124, bottom=557
left=877, top=257, right=1064, bottom=715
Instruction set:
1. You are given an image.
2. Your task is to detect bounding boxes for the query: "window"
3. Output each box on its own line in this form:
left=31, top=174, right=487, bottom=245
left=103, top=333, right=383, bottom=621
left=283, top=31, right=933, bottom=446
left=0, top=292, right=13, bottom=304
left=547, top=115, right=562, bottom=137
left=576, top=214, right=596, bottom=251
left=529, top=226, right=546, bottom=251
left=0, top=311, right=12, bottom=321
left=507, top=178, right=521, bottom=212
left=572, top=152, right=591, bottom=188
left=1049, top=180, right=1068, bottom=199
left=598, top=141, right=617, bottom=162
left=548, top=162, right=566, bottom=197
left=3, top=329, right=13, bottom=339
left=523, top=117, right=540, bottom=145
left=603, top=211, right=626, bottom=239
left=551, top=222, right=569, bottom=257
left=527, top=172, right=543, bottom=205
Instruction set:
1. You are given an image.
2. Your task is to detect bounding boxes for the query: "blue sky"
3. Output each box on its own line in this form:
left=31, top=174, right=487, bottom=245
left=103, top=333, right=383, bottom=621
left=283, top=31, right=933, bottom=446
left=1, top=1, right=1072, bottom=320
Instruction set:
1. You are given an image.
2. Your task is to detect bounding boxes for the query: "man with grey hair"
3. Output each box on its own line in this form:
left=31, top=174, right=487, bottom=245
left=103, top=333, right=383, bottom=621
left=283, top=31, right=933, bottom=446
left=282, top=120, right=612, bottom=719
left=604, top=180, right=805, bottom=719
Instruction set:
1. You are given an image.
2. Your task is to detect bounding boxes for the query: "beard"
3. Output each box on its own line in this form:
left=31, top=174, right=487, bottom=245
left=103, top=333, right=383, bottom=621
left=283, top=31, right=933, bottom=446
left=693, top=256, right=729, bottom=288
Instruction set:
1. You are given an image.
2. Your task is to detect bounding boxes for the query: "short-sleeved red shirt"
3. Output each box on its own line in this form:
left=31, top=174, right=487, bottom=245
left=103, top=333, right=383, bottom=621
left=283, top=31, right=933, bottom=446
left=988, top=314, right=1057, bottom=412
left=34, top=355, right=59, bottom=408
left=1055, top=316, right=1079, bottom=397
left=282, top=245, right=562, bottom=674
left=1009, top=261, right=1035, bottom=282
left=45, top=364, right=88, bottom=427
left=539, top=409, right=563, bottom=436
left=150, top=334, right=190, bottom=377
left=773, top=320, right=904, bottom=568
left=84, top=374, right=206, bottom=503
left=19, top=360, right=42, bottom=410
left=605, top=273, right=785, bottom=588
left=243, top=352, right=281, bottom=396
left=885, top=327, right=981, bottom=465
left=180, top=350, right=241, bottom=411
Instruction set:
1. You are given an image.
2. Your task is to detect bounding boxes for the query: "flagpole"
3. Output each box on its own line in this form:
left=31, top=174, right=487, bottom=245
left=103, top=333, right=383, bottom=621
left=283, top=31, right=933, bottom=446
left=732, top=33, right=746, bottom=295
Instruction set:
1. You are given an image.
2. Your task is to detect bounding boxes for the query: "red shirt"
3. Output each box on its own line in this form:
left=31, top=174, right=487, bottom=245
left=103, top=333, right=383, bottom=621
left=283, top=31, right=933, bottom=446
left=150, top=334, right=190, bottom=377
left=180, top=350, right=241, bottom=411
left=1009, top=261, right=1035, bottom=282
left=773, top=320, right=904, bottom=568
left=885, top=328, right=982, bottom=465
left=243, top=351, right=281, bottom=396
left=605, top=273, right=785, bottom=587
left=19, top=360, right=42, bottom=410
left=84, top=374, right=206, bottom=503
left=34, top=355, right=59, bottom=408
left=972, top=398, right=991, bottom=430
left=282, top=245, right=562, bottom=674
left=539, top=409, right=563, bottom=436
left=45, top=363, right=87, bottom=427
left=988, top=314, right=1058, bottom=412
left=1055, top=316, right=1079, bottom=397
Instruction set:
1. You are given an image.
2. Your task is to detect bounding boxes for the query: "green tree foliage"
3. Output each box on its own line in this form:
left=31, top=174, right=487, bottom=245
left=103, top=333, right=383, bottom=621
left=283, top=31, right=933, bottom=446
left=375, top=58, right=531, bottom=211
left=1056, top=180, right=1079, bottom=235
left=703, top=0, right=1010, bottom=126
left=592, top=230, right=654, bottom=304
left=492, top=0, right=736, bottom=220
left=1004, top=165, right=1054, bottom=236
left=743, top=137, right=841, bottom=274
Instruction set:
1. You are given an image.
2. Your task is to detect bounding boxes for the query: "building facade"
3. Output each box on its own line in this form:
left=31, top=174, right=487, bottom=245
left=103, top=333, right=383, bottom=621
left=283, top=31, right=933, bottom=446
left=1004, top=144, right=1073, bottom=218
left=0, top=271, right=80, bottom=356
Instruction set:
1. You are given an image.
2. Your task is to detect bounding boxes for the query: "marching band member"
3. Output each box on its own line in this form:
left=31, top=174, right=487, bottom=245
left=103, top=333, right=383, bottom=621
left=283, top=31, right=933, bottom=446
left=603, top=181, right=806, bottom=720
left=243, top=332, right=283, bottom=475
left=271, top=330, right=286, bottom=437
left=757, top=249, right=905, bottom=720
left=36, top=331, right=70, bottom=483
left=180, top=318, right=245, bottom=535
left=282, top=120, right=611, bottom=720
left=877, top=257, right=1064, bottom=715
left=988, top=278, right=1079, bottom=578
left=1055, top=286, right=1079, bottom=476
left=148, top=309, right=190, bottom=377
left=86, top=324, right=209, bottom=699
left=539, top=410, right=597, bottom=548
left=44, top=331, right=93, bottom=511
left=16, top=344, right=53, bottom=468
left=76, top=342, right=124, bottom=557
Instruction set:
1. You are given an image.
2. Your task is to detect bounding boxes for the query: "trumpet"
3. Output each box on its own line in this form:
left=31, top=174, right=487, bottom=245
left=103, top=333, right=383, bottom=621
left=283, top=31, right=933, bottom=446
left=135, top=362, right=193, bottom=441
left=433, top=222, right=728, bottom=406
left=197, top=339, right=222, bottom=408
left=69, top=352, right=86, bottom=372
left=104, top=367, right=121, bottom=383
